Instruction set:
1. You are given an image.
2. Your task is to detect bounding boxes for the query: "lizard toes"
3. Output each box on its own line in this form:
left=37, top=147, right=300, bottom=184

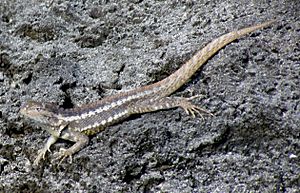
left=53, top=148, right=73, bottom=165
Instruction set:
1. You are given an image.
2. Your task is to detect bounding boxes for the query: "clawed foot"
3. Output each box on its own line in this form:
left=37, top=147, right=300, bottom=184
left=53, top=148, right=73, bottom=166
left=33, top=147, right=51, bottom=166
left=33, top=147, right=73, bottom=166
left=181, top=95, right=214, bottom=118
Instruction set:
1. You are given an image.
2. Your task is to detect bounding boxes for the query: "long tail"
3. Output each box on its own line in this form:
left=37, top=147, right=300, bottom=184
left=153, top=20, right=276, bottom=97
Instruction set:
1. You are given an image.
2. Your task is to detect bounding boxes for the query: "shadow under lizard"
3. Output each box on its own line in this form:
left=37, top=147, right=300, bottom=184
left=20, top=20, right=276, bottom=166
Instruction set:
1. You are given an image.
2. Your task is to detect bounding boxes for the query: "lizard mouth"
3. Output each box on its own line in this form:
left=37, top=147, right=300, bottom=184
left=19, top=105, right=28, bottom=116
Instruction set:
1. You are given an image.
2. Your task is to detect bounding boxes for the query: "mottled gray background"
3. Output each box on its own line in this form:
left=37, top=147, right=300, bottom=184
left=0, top=0, right=299, bottom=192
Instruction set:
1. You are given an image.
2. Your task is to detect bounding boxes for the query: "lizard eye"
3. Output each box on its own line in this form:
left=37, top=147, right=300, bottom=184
left=34, top=106, right=44, bottom=112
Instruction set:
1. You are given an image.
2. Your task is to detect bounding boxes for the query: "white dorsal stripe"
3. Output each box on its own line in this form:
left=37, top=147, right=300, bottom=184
left=60, top=89, right=155, bottom=122
left=80, top=109, right=129, bottom=131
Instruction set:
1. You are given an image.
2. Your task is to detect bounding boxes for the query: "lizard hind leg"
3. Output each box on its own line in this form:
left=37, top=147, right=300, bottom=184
left=131, top=95, right=213, bottom=118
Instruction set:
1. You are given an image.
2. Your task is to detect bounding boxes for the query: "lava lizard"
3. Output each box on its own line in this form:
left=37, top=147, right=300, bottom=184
left=20, top=20, right=275, bottom=166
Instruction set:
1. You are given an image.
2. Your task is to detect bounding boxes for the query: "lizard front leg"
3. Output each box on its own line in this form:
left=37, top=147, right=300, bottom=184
left=53, top=128, right=89, bottom=165
left=34, top=135, right=58, bottom=166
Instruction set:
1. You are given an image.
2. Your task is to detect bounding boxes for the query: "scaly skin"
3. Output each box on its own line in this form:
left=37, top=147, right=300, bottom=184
left=20, top=20, right=276, bottom=166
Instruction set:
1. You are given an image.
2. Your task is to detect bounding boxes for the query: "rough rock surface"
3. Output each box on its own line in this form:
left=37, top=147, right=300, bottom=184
left=0, top=0, right=299, bottom=192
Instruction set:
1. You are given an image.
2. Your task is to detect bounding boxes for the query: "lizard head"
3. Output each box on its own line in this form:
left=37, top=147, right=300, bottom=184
left=20, top=100, right=63, bottom=127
